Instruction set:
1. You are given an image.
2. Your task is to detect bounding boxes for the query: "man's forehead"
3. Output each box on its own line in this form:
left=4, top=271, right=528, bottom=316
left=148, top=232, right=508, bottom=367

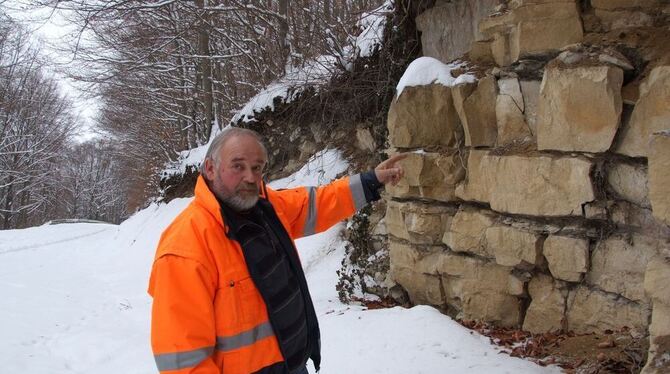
left=220, top=135, right=266, bottom=161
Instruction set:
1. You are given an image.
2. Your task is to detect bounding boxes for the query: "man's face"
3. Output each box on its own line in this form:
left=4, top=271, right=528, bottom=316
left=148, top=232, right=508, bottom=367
left=204, top=134, right=267, bottom=211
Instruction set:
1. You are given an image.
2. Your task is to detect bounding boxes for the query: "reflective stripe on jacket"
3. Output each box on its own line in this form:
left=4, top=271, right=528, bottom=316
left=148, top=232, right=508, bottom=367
left=148, top=174, right=367, bottom=373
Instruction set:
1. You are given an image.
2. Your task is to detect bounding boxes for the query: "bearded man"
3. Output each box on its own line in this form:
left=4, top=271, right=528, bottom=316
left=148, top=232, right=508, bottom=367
left=148, top=127, right=405, bottom=374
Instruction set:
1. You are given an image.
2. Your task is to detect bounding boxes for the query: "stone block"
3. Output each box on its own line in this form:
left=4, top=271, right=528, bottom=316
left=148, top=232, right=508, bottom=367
left=510, top=15, right=583, bottom=61
left=387, top=84, right=463, bottom=148
left=385, top=200, right=453, bottom=245
left=649, top=132, right=670, bottom=226
left=355, top=128, right=376, bottom=152
left=645, top=258, right=670, bottom=306
left=595, top=9, right=654, bottom=31
left=537, top=65, right=623, bottom=152
left=588, top=235, right=660, bottom=302
left=388, top=241, right=445, bottom=305
left=617, top=66, right=670, bottom=157
left=543, top=235, right=589, bottom=282
left=442, top=207, right=495, bottom=257
left=523, top=274, right=567, bottom=333
left=642, top=303, right=670, bottom=374
left=496, top=94, right=532, bottom=145
left=607, top=162, right=650, bottom=208
left=485, top=226, right=543, bottom=267
left=385, top=151, right=465, bottom=202
left=462, top=292, right=522, bottom=327
left=416, top=0, right=500, bottom=63
left=520, top=80, right=541, bottom=136
left=566, top=286, right=650, bottom=333
left=469, top=40, right=493, bottom=63
left=456, top=151, right=595, bottom=216
left=453, top=77, right=498, bottom=147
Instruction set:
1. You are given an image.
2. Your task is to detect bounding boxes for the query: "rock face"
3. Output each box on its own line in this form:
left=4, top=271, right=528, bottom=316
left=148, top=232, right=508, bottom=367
left=643, top=258, right=670, bottom=374
left=479, top=0, right=583, bottom=66
left=607, top=162, right=651, bottom=208
left=566, top=287, right=650, bottom=333
left=416, top=0, right=500, bottom=63
left=385, top=151, right=465, bottom=202
left=387, top=84, right=462, bottom=148
left=453, top=77, right=498, bottom=147
left=649, top=132, right=670, bottom=226
left=485, top=226, right=543, bottom=267
left=456, top=150, right=595, bottom=216
left=386, top=200, right=453, bottom=245
left=442, top=207, right=495, bottom=258
left=523, top=275, right=566, bottom=333
left=617, top=66, right=670, bottom=157
left=381, top=3, right=670, bottom=369
left=587, top=235, right=660, bottom=302
left=537, top=65, right=623, bottom=152
left=543, top=235, right=589, bottom=282
left=496, top=78, right=532, bottom=145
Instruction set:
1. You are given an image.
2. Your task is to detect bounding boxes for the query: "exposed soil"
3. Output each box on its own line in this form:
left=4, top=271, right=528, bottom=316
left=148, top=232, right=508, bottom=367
left=458, top=320, right=648, bottom=374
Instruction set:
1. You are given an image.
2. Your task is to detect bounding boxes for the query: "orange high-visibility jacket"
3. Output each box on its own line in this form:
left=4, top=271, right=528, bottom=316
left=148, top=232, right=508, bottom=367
left=148, top=174, right=368, bottom=373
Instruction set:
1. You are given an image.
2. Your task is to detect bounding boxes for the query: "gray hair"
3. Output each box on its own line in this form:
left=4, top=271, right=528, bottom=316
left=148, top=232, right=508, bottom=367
left=201, top=127, right=267, bottom=170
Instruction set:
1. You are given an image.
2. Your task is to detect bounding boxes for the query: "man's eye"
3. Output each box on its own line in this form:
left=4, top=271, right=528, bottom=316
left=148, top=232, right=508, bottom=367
left=233, top=164, right=244, bottom=171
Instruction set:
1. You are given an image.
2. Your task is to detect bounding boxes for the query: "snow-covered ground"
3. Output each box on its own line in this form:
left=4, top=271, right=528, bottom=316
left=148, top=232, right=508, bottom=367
left=0, top=151, right=560, bottom=374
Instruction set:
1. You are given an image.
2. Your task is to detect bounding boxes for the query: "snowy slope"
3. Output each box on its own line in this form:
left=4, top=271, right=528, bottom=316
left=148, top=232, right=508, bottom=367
left=0, top=151, right=559, bottom=374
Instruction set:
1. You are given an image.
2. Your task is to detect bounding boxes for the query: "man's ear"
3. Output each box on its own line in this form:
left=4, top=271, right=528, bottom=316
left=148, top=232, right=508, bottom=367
left=203, top=158, right=216, bottom=180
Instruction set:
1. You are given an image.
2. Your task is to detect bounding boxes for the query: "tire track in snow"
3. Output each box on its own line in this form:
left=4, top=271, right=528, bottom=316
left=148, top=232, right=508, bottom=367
left=0, top=225, right=115, bottom=255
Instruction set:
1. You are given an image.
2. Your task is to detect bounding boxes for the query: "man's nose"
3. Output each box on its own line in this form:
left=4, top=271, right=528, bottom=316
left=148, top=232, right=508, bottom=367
left=242, top=168, right=257, bottom=183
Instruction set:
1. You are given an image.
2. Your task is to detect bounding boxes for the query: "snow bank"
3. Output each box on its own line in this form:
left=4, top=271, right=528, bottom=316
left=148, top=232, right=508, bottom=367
left=396, top=56, right=477, bottom=97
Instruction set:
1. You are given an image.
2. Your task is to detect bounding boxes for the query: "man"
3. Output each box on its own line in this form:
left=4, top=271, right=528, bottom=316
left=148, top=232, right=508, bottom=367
left=149, top=127, right=405, bottom=374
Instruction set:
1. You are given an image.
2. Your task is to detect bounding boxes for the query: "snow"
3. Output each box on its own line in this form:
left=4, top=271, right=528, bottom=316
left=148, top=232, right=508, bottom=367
left=269, top=148, right=349, bottom=189
left=396, top=56, right=477, bottom=97
left=0, top=149, right=559, bottom=374
left=355, top=0, right=393, bottom=58
left=230, top=55, right=338, bottom=124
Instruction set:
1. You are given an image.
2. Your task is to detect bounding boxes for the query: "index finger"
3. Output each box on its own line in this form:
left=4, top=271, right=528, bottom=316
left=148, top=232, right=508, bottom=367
left=384, top=153, right=409, bottom=166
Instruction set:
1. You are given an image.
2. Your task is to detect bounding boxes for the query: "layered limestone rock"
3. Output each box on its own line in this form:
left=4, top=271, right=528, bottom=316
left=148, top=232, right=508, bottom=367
left=537, top=65, right=623, bottom=152
left=389, top=241, right=445, bottom=305
left=643, top=258, right=670, bottom=373
left=519, top=80, right=541, bottom=136
left=385, top=200, right=453, bottom=245
left=543, top=235, right=589, bottom=282
left=385, top=151, right=465, bottom=202
left=479, top=0, right=583, bottom=66
left=456, top=150, right=595, bottom=216
left=523, top=274, right=567, bottom=333
left=588, top=235, right=660, bottom=302
left=607, top=162, right=651, bottom=208
left=387, top=84, right=462, bottom=148
left=485, top=226, right=543, bottom=268
left=496, top=77, right=532, bottom=145
left=442, top=207, right=496, bottom=258
left=452, top=77, right=498, bottom=147
left=617, top=66, right=670, bottom=157
left=436, top=251, right=525, bottom=327
left=566, top=287, right=650, bottom=333
left=649, top=132, right=670, bottom=226
left=416, top=0, right=500, bottom=63
left=389, top=240, right=525, bottom=327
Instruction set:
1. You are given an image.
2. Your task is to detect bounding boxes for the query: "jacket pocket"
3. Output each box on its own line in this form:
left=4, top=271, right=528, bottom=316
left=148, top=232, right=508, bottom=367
left=215, top=275, right=265, bottom=336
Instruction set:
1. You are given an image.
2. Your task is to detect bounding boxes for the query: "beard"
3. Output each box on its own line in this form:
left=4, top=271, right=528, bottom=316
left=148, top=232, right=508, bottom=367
left=219, top=182, right=259, bottom=212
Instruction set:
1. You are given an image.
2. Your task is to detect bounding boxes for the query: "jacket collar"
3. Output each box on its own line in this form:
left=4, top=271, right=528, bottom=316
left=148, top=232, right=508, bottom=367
left=193, top=175, right=225, bottom=227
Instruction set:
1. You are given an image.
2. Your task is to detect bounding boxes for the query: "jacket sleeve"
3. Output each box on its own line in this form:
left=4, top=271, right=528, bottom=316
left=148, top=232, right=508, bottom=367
left=149, top=254, right=219, bottom=373
left=270, top=172, right=381, bottom=239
